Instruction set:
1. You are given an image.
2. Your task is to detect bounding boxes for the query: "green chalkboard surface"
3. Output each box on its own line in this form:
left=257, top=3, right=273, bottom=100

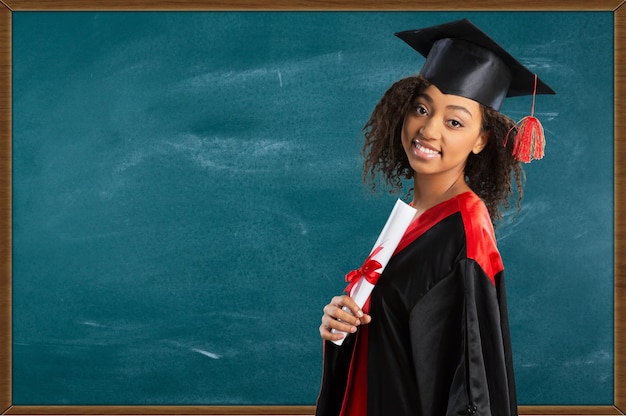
left=11, top=11, right=614, bottom=406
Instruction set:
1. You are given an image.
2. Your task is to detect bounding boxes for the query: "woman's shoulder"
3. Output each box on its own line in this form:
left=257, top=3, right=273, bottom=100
left=455, top=192, right=504, bottom=284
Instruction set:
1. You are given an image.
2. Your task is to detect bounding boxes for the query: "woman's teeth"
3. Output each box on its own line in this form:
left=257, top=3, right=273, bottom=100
left=413, top=140, right=439, bottom=155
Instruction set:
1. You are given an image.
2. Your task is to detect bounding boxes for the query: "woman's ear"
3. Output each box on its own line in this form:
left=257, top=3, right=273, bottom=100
left=472, top=131, right=489, bottom=154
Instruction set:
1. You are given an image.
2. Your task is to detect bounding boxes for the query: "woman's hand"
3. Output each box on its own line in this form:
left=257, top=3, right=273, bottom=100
left=319, top=295, right=372, bottom=341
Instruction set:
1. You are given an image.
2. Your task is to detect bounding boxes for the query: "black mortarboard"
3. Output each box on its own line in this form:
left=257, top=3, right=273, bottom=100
left=395, top=18, right=555, bottom=111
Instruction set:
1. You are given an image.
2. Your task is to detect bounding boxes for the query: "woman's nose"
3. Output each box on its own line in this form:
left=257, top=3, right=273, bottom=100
left=418, top=117, right=441, bottom=141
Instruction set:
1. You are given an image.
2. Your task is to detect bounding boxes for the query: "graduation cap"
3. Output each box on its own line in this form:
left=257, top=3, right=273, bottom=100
left=395, top=18, right=556, bottom=162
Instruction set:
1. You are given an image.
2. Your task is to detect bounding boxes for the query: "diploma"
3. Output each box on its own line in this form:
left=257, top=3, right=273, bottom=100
left=332, top=198, right=417, bottom=346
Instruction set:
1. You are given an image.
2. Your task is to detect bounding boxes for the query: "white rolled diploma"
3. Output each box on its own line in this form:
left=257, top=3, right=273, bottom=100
left=332, top=199, right=417, bottom=346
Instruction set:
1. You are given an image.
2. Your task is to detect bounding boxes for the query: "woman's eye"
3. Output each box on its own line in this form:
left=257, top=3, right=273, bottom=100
left=448, top=119, right=464, bottom=128
left=414, top=104, right=428, bottom=115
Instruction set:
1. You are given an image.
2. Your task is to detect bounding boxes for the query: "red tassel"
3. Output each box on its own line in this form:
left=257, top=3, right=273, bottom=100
left=512, top=115, right=545, bottom=163
left=509, top=74, right=546, bottom=163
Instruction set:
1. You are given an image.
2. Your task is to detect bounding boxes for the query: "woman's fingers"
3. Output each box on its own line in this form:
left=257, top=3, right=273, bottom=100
left=319, top=295, right=371, bottom=341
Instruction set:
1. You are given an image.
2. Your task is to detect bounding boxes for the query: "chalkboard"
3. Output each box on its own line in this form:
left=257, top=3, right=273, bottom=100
left=2, top=5, right=622, bottom=414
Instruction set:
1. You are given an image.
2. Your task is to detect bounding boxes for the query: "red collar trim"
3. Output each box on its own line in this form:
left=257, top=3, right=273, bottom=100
left=394, top=192, right=503, bottom=284
left=394, top=192, right=472, bottom=255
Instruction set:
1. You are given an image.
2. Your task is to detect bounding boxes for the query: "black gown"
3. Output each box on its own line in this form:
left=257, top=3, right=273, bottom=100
left=316, top=192, right=517, bottom=416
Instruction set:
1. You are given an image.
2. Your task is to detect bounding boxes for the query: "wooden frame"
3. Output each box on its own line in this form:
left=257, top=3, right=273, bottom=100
left=0, top=1, right=624, bottom=415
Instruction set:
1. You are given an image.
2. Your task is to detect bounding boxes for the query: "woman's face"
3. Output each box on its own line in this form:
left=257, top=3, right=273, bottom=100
left=401, top=84, right=488, bottom=178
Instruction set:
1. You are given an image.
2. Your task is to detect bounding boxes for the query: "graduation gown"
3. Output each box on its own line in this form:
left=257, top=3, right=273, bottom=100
left=316, top=192, right=517, bottom=416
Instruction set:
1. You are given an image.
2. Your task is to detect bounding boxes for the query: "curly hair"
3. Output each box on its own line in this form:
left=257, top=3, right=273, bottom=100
left=362, top=75, right=525, bottom=224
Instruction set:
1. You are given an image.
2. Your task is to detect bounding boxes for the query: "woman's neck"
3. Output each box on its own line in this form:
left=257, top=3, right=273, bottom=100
left=411, top=171, right=471, bottom=214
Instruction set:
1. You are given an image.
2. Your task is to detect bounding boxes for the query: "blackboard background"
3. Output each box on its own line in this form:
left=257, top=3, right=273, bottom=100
left=11, top=11, right=614, bottom=406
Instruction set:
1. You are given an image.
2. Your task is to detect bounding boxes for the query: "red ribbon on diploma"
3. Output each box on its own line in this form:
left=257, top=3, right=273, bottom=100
left=344, top=245, right=384, bottom=294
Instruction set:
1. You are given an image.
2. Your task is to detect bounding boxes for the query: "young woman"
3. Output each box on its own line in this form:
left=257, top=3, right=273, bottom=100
left=316, top=19, right=554, bottom=416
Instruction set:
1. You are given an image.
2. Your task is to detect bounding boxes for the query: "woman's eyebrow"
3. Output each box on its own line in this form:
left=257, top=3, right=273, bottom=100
left=417, top=93, right=432, bottom=103
left=446, top=105, right=473, bottom=119
left=417, top=93, right=473, bottom=119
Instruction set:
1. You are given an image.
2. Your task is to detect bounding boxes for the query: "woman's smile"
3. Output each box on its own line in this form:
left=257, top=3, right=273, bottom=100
left=411, top=138, right=442, bottom=160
